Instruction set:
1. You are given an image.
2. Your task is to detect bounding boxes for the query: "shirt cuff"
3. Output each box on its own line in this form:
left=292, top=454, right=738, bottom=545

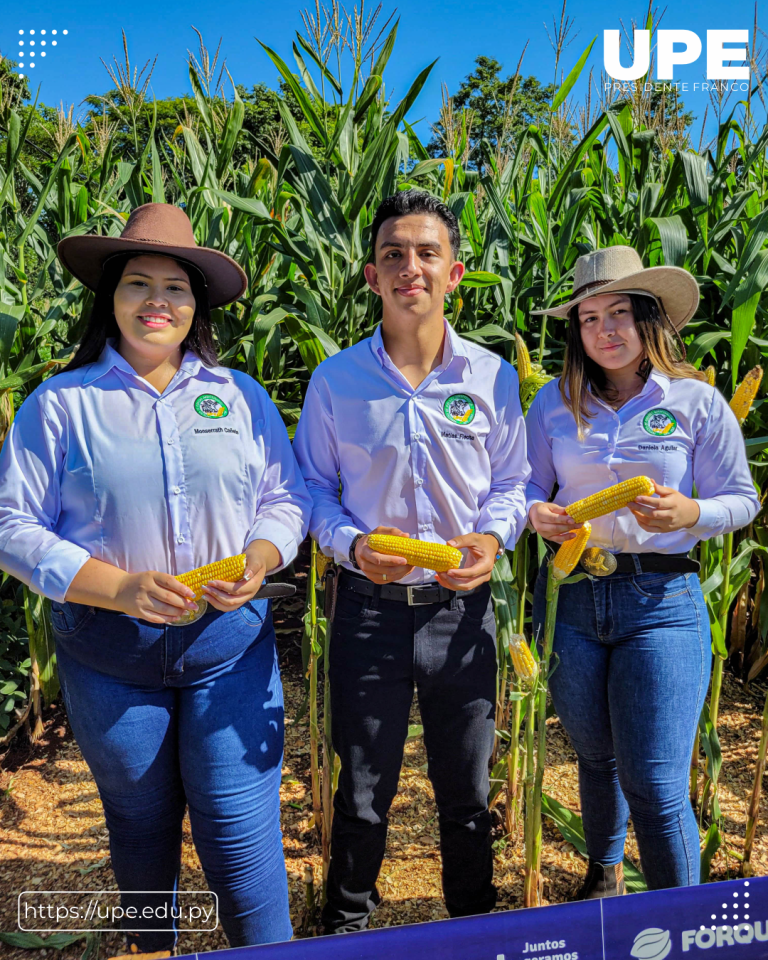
left=332, top=525, right=365, bottom=566
left=478, top=519, right=513, bottom=551
left=246, top=521, right=300, bottom=573
left=524, top=499, right=544, bottom=532
left=30, top=539, right=92, bottom=604
left=687, top=499, right=725, bottom=541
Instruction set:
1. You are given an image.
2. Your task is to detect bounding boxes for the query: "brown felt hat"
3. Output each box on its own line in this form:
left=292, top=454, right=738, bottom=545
left=530, top=246, right=700, bottom=330
left=57, top=203, right=248, bottom=308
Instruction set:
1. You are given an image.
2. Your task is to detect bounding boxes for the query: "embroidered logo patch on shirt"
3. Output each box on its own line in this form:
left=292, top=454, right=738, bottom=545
left=642, top=408, right=677, bottom=437
left=194, top=394, right=229, bottom=419
left=444, top=394, right=476, bottom=425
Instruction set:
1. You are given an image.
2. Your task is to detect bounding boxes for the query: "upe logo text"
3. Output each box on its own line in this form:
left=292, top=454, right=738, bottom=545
left=604, top=30, right=749, bottom=80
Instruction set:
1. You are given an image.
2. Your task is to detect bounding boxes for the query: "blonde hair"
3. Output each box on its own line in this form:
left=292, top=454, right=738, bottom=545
left=560, top=292, right=705, bottom=437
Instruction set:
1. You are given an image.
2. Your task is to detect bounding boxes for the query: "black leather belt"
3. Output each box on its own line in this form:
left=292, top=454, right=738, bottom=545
left=602, top=552, right=699, bottom=574
left=339, top=570, right=478, bottom=606
left=543, top=543, right=698, bottom=576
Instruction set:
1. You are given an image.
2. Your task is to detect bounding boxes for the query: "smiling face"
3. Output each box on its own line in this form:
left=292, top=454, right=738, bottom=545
left=577, top=292, right=645, bottom=374
left=363, top=213, right=464, bottom=325
left=112, top=254, right=196, bottom=364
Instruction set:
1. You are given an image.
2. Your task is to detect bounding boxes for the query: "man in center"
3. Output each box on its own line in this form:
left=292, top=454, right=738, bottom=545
left=293, top=189, right=530, bottom=933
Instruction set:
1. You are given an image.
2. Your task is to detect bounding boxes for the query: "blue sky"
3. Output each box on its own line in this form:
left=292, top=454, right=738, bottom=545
left=1, top=0, right=763, bottom=150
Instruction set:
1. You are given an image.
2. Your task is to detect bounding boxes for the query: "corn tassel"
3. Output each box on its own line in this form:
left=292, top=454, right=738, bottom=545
left=366, top=534, right=462, bottom=572
left=566, top=476, right=655, bottom=523
left=176, top=554, right=247, bottom=601
left=552, top=522, right=591, bottom=580
left=515, top=333, right=533, bottom=382
left=730, top=366, right=763, bottom=424
left=510, top=634, right=537, bottom=683
left=703, top=366, right=716, bottom=387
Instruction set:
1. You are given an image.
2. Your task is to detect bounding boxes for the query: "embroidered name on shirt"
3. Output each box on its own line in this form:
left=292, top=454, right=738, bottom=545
left=194, top=427, right=240, bottom=435
left=638, top=442, right=678, bottom=451
left=441, top=430, right=475, bottom=441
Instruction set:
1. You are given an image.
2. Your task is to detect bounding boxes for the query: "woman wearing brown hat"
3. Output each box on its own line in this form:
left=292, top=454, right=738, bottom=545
left=524, top=247, right=759, bottom=896
left=0, top=203, right=311, bottom=952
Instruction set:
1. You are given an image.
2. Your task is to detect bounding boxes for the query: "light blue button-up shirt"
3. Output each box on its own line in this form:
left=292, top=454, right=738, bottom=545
left=525, top=370, right=760, bottom=553
left=0, top=340, right=311, bottom=603
left=292, top=319, right=531, bottom=584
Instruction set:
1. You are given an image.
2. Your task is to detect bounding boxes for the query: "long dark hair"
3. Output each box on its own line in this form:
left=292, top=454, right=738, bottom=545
left=58, top=251, right=218, bottom=375
left=560, top=292, right=705, bottom=437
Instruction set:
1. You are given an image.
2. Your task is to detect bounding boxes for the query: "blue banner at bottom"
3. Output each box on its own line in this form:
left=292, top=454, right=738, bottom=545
left=185, top=876, right=768, bottom=960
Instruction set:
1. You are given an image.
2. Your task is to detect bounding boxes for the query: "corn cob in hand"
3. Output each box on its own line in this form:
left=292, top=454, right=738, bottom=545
left=176, top=554, right=247, bottom=602
left=565, top=476, right=655, bottom=523
left=552, top=522, right=591, bottom=580
left=366, top=534, right=462, bottom=573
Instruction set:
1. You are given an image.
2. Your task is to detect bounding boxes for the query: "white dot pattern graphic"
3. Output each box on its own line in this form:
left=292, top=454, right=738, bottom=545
left=14, top=29, right=68, bottom=75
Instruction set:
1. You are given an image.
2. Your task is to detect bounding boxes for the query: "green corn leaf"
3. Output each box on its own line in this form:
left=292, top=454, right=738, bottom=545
left=257, top=40, right=328, bottom=148
left=294, top=34, right=342, bottom=97
left=461, top=271, right=503, bottom=288
left=541, top=793, right=646, bottom=892
left=551, top=38, right=597, bottom=113
left=0, top=304, right=23, bottom=367
left=700, top=822, right=722, bottom=881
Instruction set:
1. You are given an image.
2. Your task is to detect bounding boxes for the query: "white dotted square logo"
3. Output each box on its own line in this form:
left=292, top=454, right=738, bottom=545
left=16, top=28, right=68, bottom=77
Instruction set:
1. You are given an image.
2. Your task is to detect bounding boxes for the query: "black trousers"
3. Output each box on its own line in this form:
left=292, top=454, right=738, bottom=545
left=321, top=572, right=498, bottom=933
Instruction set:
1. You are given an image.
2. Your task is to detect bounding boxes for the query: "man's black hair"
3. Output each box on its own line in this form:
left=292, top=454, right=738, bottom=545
left=370, top=190, right=461, bottom=260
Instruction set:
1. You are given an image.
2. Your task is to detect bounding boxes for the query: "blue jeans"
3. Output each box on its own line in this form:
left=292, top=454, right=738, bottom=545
left=532, top=563, right=711, bottom=889
left=51, top=598, right=292, bottom=951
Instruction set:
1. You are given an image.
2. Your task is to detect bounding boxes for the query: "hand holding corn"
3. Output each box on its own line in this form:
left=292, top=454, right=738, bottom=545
left=356, top=526, right=416, bottom=585
left=180, top=540, right=280, bottom=613
left=627, top=483, right=701, bottom=533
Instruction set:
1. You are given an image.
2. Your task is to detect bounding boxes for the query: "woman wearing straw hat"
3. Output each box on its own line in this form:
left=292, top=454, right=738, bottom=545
left=0, top=203, right=311, bottom=951
left=525, top=247, right=759, bottom=895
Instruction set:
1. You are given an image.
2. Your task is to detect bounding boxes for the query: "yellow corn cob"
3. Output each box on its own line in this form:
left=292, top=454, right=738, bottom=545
left=730, top=366, right=763, bottom=424
left=520, top=371, right=554, bottom=414
left=315, top=548, right=332, bottom=580
left=176, top=554, right=246, bottom=601
left=515, top=332, right=533, bottom=382
left=510, top=634, right=537, bottom=682
left=565, top=476, right=655, bottom=523
left=703, top=365, right=716, bottom=387
left=366, top=534, right=462, bottom=573
left=552, top=522, right=591, bottom=580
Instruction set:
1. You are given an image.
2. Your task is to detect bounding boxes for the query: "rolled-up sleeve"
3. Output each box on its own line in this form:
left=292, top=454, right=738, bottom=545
left=293, top=376, right=362, bottom=564
left=246, top=386, right=312, bottom=570
left=475, top=365, right=531, bottom=549
left=0, top=394, right=91, bottom=602
left=688, top=387, right=761, bottom=539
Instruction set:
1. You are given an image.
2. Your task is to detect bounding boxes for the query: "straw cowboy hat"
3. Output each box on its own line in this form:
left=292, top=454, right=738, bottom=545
left=57, top=203, right=248, bottom=309
left=530, top=246, right=699, bottom=330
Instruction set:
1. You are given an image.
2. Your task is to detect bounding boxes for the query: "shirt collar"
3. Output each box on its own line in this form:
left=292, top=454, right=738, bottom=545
left=585, top=366, right=670, bottom=401
left=648, top=368, right=670, bottom=397
left=82, top=339, right=232, bottom=387
left=370, top=319, right=472, bottom=375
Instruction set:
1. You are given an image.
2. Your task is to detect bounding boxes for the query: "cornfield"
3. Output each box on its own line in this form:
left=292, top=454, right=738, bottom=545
left=2, top=0, right=768, bottom=908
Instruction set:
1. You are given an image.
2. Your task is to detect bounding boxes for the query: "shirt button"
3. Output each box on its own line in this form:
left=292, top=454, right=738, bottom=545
left=415, top=478, right=423, bottom=486
left=413, top=433, right=421, bottom=441
left=177, top=535, right=185, bottom=544
left=173, top=486, right=181, bottom=495
left=167, top=438, right=175, bottom=445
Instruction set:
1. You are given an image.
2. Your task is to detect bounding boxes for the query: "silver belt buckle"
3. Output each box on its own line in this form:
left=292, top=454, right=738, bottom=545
left=406, top=585, right=434, bottom=606
left=580, top=548, right=617, bottom=577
